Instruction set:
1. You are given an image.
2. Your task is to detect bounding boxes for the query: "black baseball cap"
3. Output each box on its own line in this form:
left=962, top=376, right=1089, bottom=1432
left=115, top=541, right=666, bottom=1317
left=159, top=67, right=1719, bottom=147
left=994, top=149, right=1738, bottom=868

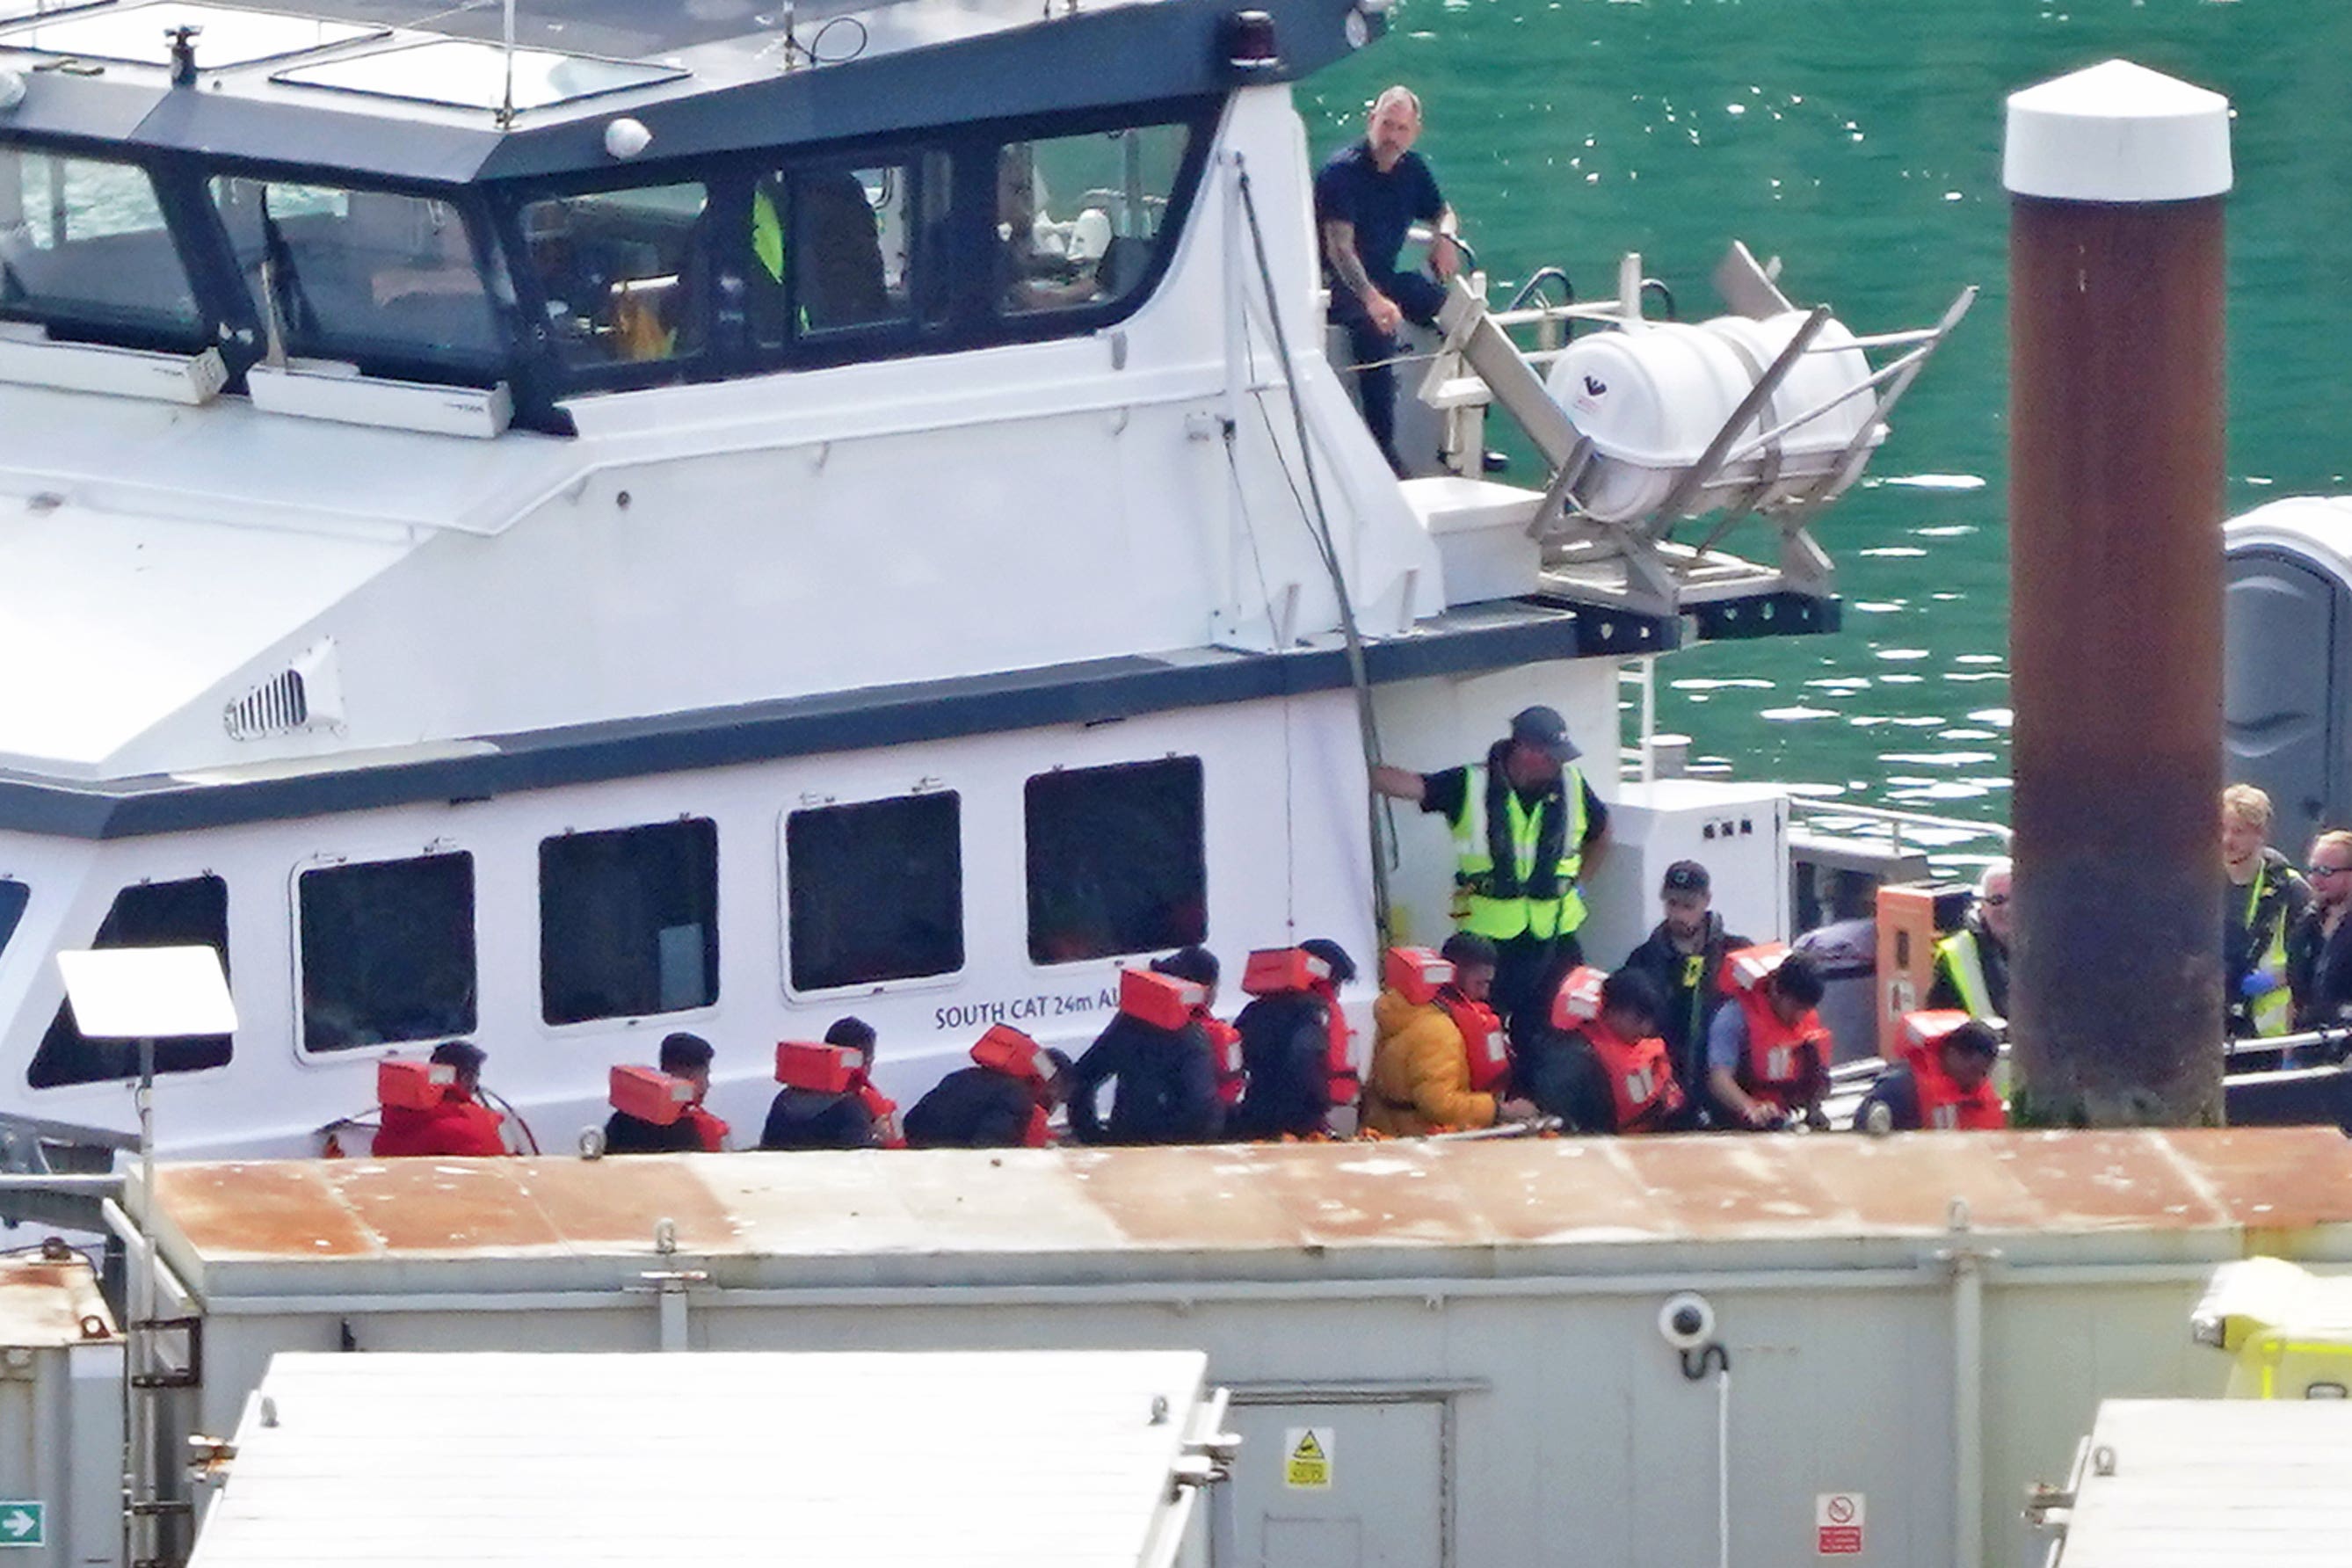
left=1662, top=860, right=1710, bottom=895
left=1509, top=705, right=1579, bottom=762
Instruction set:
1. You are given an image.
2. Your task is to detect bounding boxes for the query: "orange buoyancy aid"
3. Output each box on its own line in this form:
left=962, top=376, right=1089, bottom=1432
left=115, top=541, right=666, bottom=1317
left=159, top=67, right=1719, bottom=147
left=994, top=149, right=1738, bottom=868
left=681, top=1104, right=731, bottom=1153
left=853, top=1075, right=905, bottom=1149
left=1585, top=1020, right=1685, bottom=1133
left=1442, top=991, right=1512, bottom=1093
left=1313, top=980, right=1360, bottom=1108
left=1198, top=1009, right=1246, bottom=1106
left=1732, top=988, right=1829, bottom=1109
left=971, top=1025, right=1058, bottom=1148
left=1899, top=1015, right=2006, bottom=1131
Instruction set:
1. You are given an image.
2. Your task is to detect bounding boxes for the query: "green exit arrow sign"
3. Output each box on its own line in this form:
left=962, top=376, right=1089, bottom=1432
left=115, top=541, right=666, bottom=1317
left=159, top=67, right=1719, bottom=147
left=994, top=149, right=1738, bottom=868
left=0, top=1503, right=41, bottom=1548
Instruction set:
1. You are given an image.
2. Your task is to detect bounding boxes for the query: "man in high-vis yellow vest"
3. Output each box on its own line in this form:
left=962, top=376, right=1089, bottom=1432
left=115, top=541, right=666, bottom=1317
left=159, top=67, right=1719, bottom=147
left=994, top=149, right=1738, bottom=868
left=1927, top=858, right=2013, bottom=1025
left=2222, top=784, right=2310, bottom=1041
left=1374, top=705, right=1609, bottom=1038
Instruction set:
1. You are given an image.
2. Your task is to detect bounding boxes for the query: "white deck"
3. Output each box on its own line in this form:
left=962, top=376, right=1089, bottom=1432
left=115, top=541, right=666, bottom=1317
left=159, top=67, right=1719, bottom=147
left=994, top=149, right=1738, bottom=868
left=2056, top=1399, right=2352, bottom=1567
left=189, top=1350, right=1220, bottom=1568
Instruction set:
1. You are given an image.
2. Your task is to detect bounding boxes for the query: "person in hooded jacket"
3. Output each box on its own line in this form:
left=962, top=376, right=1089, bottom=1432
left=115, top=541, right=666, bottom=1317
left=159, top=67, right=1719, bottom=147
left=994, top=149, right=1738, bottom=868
left=373, top=1039, right=509, bottom=1158
left=759, top=1016, right=893, bottom=1150
left=1520, top=967, right=1688, bottom=1135
left=1066, top=947, right=1225, bottom=1145
left=1228, top=939, right=1357, bottom=1140
left=904, top=1044, right=1075, bottom=1149
left=1364, top=933, right=1538, bottom=1136
left=1622, top=860, right=1749, bottom=1114
left=604, top=1032, right=730, bottom=1154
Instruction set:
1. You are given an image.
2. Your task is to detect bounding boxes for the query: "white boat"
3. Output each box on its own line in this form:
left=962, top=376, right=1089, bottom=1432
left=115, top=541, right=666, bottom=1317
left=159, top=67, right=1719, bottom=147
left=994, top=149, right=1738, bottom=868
left=0, top=0, right=1961, bottom=1158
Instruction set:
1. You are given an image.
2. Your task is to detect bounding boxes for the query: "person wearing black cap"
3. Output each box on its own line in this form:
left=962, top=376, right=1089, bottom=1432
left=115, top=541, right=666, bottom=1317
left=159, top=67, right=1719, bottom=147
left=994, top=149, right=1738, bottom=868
left=1372, top=704, right=1609, bottom=1039
left=1228, top=938, right=1357, bottom=1140
left=1623, top=860, right=1751, bottom=1119
left=1065, top=947, right=1225, bottom=1145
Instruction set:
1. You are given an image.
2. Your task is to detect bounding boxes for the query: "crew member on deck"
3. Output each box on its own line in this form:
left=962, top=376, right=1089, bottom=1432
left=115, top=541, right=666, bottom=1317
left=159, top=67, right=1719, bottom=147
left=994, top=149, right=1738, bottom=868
left=1707, top=948, right=1831, bottom=1130
left=1317, top=84, right=1460, bottom=476
left=1364, top=933, right=1537, bottom=1136
left=759, top=1017, right=896, bottom=1150
left=1372, top=705, right=1608, bottom=1040
left=373, top=1040, right=508, bottom=1158
left=1622, top=860, right=1748, bottom=1120
left=2223, top=787, right=2309, bottom=1041
left=1521, top=967, right=1688, bottom=1136
left=605, top=1032, right=730, bottom=1154
left=1927, top=859, right=2013, bottom=1024
left=1066, top=947, right=1225, bottom=1146
left=2290, top=830, right=2352, bottom=1036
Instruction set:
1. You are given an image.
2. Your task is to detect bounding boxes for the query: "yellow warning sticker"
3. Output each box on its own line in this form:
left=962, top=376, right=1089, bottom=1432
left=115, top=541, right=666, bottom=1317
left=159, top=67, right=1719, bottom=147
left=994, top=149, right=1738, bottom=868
left=1284, top=1426, right=1334, bottom=1490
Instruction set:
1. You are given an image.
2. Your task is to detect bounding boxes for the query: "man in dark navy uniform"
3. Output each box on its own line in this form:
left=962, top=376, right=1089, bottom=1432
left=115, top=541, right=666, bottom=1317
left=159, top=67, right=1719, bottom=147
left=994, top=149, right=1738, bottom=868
left=1316, top=84, right=1459, bottom=475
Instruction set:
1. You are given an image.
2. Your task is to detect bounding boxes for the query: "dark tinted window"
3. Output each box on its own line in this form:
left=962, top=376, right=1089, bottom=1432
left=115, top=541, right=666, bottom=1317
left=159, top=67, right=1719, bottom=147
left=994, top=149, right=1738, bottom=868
left=29, top=876, right=231, bottom=1089
left=2, top=150, right=200, bottom=338
left=299, top=853, right=476, bottom=1051
left=212, top=179, right=507, bottom=372
left=751, top=161, right=924, bottom=344
left=519, top=183, right=708, bottom=368
left=0, top=880, right=25, bottom=959
left=1025, top=758, right=1205, bottom=964
left=996, top=122, right=1191, bottom=317
left=541, top=818, right=719, bottom=1025
left=785, top=792, right=962, bottom=992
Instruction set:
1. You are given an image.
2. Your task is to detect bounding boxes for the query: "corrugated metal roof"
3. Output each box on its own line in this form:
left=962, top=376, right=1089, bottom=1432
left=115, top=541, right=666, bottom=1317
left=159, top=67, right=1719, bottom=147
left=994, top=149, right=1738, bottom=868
left=141, top=1129, right=2352, bottom=1298
left=188, top=1351, right=1215, bottom=1568
left=0, top=1257, right=118, bottom=1347
left=2052, top=1398, right=2352, bottom=1566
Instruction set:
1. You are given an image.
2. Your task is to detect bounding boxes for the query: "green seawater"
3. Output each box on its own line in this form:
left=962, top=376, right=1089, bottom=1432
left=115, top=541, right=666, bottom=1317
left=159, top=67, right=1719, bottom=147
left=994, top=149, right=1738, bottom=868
left=1304, top=0, right=2352, bottom=819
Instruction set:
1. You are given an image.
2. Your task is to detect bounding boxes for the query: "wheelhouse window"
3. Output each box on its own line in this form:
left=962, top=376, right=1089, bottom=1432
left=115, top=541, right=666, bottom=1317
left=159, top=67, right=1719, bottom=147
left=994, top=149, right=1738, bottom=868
left=0, top=150, right=200, bottom=338
left=997, top=122, right=1190, bottom=318
left=784, top=792, right=962, bottom=993
left=298, top=852, right=476, bottom=1052
left=540, top=818, right=719, bottom=1025
left=28, top=876, right=231, bottom=1089
left=1025, top=758, right=1205, bottom=964
left=0, top=879, right=25, bottom=961
left=519, top=182, right=708, bottom=367
left=751, top=160, right=932, bottom=344
left=211, top=178, right=508, bottom=374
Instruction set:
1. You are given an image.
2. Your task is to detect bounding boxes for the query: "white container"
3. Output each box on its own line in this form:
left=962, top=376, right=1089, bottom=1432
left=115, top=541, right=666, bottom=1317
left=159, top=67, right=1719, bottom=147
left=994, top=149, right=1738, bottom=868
left=1544, top=322, right=1760, bottom=524
left=1703, top=309, right=1883, bottom=507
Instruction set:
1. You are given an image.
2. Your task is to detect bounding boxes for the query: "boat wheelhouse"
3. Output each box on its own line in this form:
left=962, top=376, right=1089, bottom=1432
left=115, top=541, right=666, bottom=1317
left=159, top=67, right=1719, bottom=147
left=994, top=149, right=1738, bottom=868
left=0, top=0, right=1924, bottom=1156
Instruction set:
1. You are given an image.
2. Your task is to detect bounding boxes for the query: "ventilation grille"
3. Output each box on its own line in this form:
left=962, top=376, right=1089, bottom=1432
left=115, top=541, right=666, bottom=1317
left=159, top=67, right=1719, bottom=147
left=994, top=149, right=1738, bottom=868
left=222, top=641, right=344, bottom=742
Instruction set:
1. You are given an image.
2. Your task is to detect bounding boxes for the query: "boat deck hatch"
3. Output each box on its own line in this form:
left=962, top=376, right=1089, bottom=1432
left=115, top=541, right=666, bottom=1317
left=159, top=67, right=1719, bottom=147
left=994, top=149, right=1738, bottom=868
left=271, top=38, right=687, bottom=113
left=0, top=2, right=385, bottom=67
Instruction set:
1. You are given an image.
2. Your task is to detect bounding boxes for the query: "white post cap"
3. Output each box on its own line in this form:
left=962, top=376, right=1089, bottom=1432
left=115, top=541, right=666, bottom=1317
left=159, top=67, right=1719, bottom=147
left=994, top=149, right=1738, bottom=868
left=2005, top=59, right=2232, bottom=203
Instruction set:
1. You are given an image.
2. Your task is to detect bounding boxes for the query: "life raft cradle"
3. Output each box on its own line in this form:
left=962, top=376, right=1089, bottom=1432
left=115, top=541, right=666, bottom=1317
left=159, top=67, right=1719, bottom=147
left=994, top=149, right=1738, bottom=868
left=1416, top=243, right=1976, bottom=620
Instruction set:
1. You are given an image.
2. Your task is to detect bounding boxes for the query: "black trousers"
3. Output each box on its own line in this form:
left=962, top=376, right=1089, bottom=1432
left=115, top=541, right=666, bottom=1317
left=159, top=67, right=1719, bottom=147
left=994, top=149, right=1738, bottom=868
left=1494, top=929, right=1584, bottom=1049
left=1330, top=270, right=1448, bottom=472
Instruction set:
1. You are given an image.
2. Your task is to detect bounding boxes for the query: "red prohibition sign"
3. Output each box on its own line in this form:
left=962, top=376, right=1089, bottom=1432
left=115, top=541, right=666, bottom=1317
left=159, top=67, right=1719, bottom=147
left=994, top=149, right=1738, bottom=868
left=1826, top=1498, right=1856, bottom=1525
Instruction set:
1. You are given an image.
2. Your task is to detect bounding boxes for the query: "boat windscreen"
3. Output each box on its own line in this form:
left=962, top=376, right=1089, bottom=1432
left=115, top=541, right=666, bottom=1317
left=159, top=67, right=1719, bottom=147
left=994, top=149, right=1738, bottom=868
left=0, top=148, right=202, bottom=339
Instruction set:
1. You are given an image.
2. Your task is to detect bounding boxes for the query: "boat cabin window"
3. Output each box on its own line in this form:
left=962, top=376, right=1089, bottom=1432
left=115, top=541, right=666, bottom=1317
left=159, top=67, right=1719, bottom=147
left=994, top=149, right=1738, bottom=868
left=783, top=791, right=963, bottom=994
left=540, top=818, right=720, bottom=1026
left=997, top=123, right=1188, bottom=318
left=27, top=875, right=232, bottom=1089
left=1025, top=758, right=1205, bottom=964
left=297, top=852, right=477, bottom=1052
left=519, top=182, right=708, bottom=368
left=212, top=177, right=509, bottom=375
left=0, top=149, right=202, bottom=342
left=0, top=879, right=24, bottom=962
left=751, top=160, right=933, bottom=345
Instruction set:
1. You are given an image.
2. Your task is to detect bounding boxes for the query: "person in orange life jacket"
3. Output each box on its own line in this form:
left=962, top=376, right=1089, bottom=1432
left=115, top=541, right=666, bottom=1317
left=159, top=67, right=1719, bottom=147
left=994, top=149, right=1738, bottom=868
left=1521, top=968, right=1689, bottom=1135
left=1372, top=705, right=1610, bottom=1044
left=604, top=1032, right=730, bottom=1154
left=372, top=1039, right=509, bottom=1158
left=1705, top=949, right=1832, bottom=1129
left=759, top=1016, right=894, bottom=1150
left=1622, top=860, right=1750, bottom=1117
left=904, top=1043, right=1075, bottom=1149
left=1364, top=933, right=1540, bottom=1136
left=1067, top=947, right=1225, bottom=1145
left=1855, top=1016, right=2004, bottom=1132
left=1229, top=939, right=1359, bottom=1140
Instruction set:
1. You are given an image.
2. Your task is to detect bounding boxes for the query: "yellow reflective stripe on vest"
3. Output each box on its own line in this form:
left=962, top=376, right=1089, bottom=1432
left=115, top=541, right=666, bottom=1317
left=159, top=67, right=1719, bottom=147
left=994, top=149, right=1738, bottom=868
left=2247, top=861, right=2294, bottom=1037
left=1448, top=764, right=1588, bottom=939
left=1937, top=929, right=1994, bottom=1020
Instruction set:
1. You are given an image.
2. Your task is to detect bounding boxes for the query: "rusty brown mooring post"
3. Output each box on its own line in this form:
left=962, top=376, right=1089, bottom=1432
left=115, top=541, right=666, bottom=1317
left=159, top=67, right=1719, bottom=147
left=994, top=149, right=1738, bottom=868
left=2005, top=62, right=2233, bottom=1126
